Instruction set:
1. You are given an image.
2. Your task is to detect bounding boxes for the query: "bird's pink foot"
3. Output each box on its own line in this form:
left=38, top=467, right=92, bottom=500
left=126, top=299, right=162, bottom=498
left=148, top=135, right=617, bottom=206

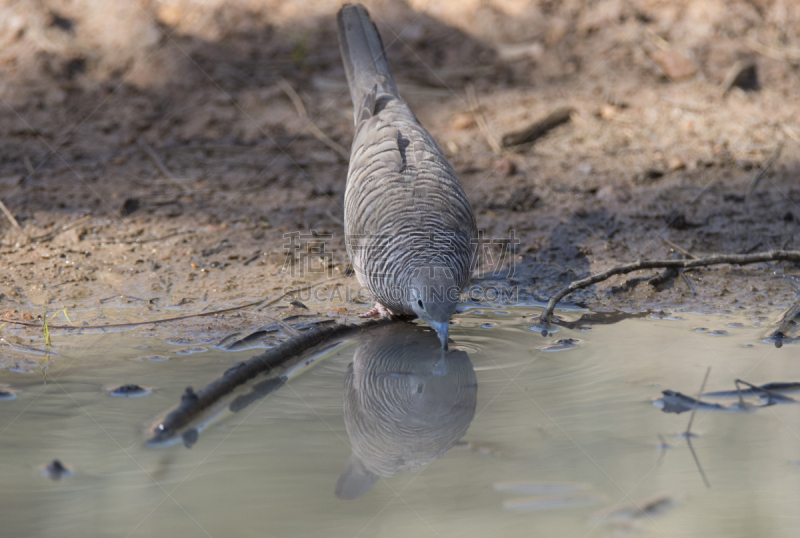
left=360, top=302, right=399, bottom=319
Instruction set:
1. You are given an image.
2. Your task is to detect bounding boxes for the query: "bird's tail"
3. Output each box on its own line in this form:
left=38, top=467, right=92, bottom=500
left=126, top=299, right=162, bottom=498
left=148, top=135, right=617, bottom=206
left=337, top=4, right=399, bottom=119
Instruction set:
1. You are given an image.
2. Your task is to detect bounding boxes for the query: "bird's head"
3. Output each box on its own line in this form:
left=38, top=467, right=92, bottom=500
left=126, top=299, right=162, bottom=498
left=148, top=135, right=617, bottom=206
left=408, top=266, right=459, bottom=350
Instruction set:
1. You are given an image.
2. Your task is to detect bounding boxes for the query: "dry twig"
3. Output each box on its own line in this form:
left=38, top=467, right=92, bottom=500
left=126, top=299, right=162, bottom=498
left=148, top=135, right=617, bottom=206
left=685, top=367, right=712, bottom=488
left=277, top=77, right=350, bottom=160
left=661, top=237, right=697, bottom=259
left=539, top=250, right=800, bottom=324
left=1, top=276, right=350, bottom=331
left=745, top=38, right=800, bottom=62
left=137, top=138, right=192, bottom=193
left=0, top=199, right=20, bottom=229
left=746, top=143, right=783, bottom=202
left=466, top=84, right=503, bottom=155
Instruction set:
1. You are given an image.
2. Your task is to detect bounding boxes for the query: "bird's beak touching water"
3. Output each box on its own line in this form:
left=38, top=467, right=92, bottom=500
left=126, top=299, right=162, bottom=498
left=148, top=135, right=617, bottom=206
left=430, top=320, right=450, bottom=350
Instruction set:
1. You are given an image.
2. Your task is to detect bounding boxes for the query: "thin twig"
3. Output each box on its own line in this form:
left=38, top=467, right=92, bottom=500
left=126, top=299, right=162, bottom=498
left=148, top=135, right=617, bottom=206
left=746, top=143, right=783, bottom=202
left=782, top=124, right=800, bottom=144
left=277, top=77, right=350, bottom=160
left=680, top=271, right=697, bottom=295
left=745, top=38, right=800, bottom=61
left=685, top=367, right=711, bottom=488
left=661, top=237, right=697, bottom=259
left=686, top=437, right=710, bottom=488
left=0, top=199, right=20, bottom=229
left=466, top=84, right=503, bottom=155
left=1, top=276, right=350, bottom=331
left=539, top=250, right=800, bottom=323
left=686, top=367, right=710, bottom=436
left=137, top=138, right=192, bottom=193
left=29, top=215, right=92, bottom=243
left=23, top=156, right=35, bottom=177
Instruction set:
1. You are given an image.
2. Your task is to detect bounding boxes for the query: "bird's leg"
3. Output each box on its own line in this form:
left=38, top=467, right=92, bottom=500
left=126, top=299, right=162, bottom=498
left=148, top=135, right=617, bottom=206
left=359, top=302, right=400, bottom=319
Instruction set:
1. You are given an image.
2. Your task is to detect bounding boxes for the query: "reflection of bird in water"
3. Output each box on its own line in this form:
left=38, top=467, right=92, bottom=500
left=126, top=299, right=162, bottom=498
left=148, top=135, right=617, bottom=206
left=335, top=324, right=477, bottom=500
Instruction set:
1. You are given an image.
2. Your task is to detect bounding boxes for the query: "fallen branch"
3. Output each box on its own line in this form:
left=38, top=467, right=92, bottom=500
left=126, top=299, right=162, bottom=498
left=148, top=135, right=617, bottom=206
left=539, top=250, right=800, bottom=324
left=501, top=107, right=573, bottom=149
left=147, top=318, right=391, bottom=446
left=769, top=299, right=800, bottom=348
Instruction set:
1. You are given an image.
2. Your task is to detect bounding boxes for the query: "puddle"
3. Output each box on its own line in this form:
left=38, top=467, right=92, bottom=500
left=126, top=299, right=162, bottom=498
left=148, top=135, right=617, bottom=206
left=0, top=306, right=798, bottom=536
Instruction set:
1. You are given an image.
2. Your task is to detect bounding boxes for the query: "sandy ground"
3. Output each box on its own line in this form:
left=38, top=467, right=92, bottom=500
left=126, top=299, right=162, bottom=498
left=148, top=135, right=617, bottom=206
left=0, top=0, right=798, bottom=348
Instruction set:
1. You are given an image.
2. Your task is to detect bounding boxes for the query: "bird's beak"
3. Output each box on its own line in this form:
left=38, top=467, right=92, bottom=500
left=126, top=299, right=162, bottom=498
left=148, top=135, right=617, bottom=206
left=431, top=320, right=450, bottom=350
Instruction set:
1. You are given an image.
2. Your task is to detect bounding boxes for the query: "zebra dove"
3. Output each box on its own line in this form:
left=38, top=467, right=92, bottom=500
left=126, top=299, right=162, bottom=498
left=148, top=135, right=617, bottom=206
left=335, top=324, right=477, bottom=499
left=338, top=4, right=477, bottom=349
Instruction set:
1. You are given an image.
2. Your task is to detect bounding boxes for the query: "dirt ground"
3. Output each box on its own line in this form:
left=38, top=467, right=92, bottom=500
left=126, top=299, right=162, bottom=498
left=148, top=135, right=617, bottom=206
left=0, top=0, right=799, bottom=344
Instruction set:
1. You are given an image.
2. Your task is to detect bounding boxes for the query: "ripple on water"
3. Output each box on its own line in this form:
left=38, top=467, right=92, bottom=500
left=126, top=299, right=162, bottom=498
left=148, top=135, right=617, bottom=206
left=493, top=482, right=589, bottom=494
left=175, top=347, right=208, bottom=355
left=481, top=323, right=496, bottom=329
left=502, top=495, right=597, bottom=512
left=529, top=324, right=560, bottom=335
left=651, top=313, right=684, bottom=321
left=708, top=330, right=728, bottom=336
left=541, top=338, right=580, bottom=352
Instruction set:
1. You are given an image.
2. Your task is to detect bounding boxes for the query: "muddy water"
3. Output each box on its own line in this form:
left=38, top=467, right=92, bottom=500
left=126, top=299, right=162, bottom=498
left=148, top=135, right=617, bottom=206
left=0, top=306, right=798, bottom=538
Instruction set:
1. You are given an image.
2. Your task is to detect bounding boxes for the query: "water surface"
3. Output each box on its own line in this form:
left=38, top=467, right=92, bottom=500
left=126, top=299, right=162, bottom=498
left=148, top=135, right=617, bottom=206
left=1, top=307, right=798, bottom=537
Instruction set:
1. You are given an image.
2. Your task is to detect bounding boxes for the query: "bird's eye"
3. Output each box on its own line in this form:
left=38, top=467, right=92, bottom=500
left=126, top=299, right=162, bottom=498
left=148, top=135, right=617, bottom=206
left=417, top=299, right=424, bottom=308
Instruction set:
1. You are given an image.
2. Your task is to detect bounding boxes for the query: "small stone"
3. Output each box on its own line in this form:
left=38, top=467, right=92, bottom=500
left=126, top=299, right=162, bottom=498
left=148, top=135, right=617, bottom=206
left=109, top=384, right=151, bottom=398
left=119, top=198, right=141, bottom=217
left=508, top=186, right=540, bottom=212
left=42, top=459, right=73, bottom=480
left=638, top=168, right=665, bottom=182
left=492, top=158, right=517, bottom=177
left=667, top=157, right=685, bottom=171
left=600, top=104, right=618, bottom=120
left=652, top=50, right=697, bottom=81
left=721, top=61, right=758, bottom=93
left=545, top=18, right=569, bottom=45
left=450, top=113, right=476, bottom=130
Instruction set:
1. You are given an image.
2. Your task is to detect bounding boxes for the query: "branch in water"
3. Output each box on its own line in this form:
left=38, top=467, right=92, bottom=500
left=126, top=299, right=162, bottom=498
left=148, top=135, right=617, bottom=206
left=539, top=250, right=800, bottom=324
left=147, top=318, right=391, bottom=446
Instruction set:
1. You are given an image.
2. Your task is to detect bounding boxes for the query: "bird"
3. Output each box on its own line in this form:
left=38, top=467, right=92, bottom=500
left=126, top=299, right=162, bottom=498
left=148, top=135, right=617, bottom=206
left=335, top=324, right=477, bottom=499
left=337, top=4, right=477, bottom=349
